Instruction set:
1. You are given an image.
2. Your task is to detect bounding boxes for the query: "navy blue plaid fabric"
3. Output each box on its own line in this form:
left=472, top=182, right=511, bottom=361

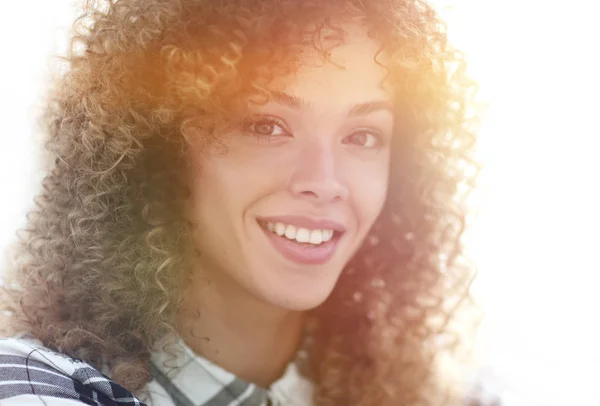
left=0, top=338, right=146, bottom=405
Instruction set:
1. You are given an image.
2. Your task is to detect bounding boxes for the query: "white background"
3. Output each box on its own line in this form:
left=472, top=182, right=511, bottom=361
left=1, top=1, right=599, bottom=405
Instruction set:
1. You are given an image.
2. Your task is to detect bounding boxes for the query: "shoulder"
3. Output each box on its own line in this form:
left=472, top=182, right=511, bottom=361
left=0, top=336, right=147, bottom=406
left=0, top=335, right=86, bottom=375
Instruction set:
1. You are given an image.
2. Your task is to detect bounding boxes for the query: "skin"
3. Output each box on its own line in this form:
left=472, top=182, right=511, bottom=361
left=178, top=23, right=394, bottom=388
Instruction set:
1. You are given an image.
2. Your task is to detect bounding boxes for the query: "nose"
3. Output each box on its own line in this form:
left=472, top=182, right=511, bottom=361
left=288, top=142, right=349, bottom=204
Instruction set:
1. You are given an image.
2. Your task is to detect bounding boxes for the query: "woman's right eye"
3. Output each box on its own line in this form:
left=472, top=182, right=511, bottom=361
left=245, top=116, right=292, bottom=140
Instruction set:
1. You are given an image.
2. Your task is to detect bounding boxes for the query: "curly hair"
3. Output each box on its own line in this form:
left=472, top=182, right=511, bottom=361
left=1, top=0, right=480, bottom=404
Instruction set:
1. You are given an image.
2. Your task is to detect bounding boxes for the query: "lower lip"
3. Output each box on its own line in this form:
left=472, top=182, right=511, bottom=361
left=260, top=225, right=340, bottom=265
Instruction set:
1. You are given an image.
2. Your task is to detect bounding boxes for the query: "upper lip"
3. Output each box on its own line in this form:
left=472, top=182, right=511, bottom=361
left=257, top=215, right=347, bottom=233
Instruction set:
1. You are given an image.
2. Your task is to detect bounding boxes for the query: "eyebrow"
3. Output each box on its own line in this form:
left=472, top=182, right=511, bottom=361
left=269, top=91, right=393, bottom=117
left=270, top=91, right=309, bottom=110
left=347, top=100, right=393, bottom=117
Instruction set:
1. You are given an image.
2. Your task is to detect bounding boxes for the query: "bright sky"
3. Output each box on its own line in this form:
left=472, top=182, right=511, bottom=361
left=1, top=1, right=599, bottom=405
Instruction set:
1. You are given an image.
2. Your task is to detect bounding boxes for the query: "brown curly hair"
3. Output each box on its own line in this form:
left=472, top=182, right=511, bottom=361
left=1, top=0, right=480, bottom=404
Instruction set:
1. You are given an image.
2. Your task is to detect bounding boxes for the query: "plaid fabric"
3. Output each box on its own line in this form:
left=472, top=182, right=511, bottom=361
left=0, top=337, right=314, bottom=406
left=146, top=338, right=313, bottom=406
left=0, top=337, right=145, bottom=405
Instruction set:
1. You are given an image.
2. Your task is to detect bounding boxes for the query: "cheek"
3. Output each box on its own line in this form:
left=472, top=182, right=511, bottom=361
left=185, top=158, right=246, bottom=265
left=349, top=159, right=390, bottom=227
left=186, top=154, right=241, bottom=236
left=189, top=146, right=256, bottom=203
left=187, top=146, right=282, bottom=226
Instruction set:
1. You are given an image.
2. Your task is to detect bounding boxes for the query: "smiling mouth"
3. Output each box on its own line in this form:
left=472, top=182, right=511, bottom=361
left=258, top=220, right=338, bottom=246
left=257, top=220, right=343, bottom=265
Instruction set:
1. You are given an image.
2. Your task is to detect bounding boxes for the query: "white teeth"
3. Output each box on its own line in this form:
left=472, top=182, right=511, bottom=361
left=295, top=228, right=310, bottom=243
left=309, top=229, right=323, bottom=244
left=284, top=225, right=296, bottom=239
left=264, top=221, right=335, bottom=245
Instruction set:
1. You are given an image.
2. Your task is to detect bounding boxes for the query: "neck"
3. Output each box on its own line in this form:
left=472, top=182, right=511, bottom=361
left=177, top=266, right=306, bottom=388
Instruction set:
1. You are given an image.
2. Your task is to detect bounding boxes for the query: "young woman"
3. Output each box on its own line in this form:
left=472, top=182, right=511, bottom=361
left=0, top=0, right=479, bottom=405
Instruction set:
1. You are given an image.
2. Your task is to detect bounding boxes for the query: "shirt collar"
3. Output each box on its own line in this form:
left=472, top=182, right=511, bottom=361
left=150, top=338, right=314, bottom=406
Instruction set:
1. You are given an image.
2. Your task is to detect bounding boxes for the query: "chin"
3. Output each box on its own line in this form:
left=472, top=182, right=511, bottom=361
left=271, top=294, right=329, bottom=312
left=243, top=228, right=354, bottom=311
left=257, top=266, right=343, bottom=312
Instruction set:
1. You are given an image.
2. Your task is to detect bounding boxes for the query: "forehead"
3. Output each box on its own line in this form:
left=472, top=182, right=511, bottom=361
left=266, top=23, right=391, bottom=108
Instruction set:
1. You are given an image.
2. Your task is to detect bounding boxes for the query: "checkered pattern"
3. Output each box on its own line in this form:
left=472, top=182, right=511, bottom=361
left=0, top=337, right=314, bottom=406
left=145, top=338, right=313, bottom=405
left=0, top=337, right=144, bottom=405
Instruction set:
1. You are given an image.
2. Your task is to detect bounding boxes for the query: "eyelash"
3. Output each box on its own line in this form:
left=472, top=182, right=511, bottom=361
left=244, top=115, right=384, bottom=148
left=244, top=116, right=291, bottom=140
left=343, top=130, right=383, bottom=149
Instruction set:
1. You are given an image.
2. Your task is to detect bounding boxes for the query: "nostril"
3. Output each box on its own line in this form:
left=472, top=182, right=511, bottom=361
left=299, top=190, right=319, bottom=199
left=294, top=186, right=347, bottom=202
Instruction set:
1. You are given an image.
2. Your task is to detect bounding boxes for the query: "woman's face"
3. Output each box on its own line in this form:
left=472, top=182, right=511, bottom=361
left=186, top=25, right=393, bottom=311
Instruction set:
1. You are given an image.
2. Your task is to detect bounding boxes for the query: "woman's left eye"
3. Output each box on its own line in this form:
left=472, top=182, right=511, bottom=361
left=343, top=131, right=381, bottom=148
